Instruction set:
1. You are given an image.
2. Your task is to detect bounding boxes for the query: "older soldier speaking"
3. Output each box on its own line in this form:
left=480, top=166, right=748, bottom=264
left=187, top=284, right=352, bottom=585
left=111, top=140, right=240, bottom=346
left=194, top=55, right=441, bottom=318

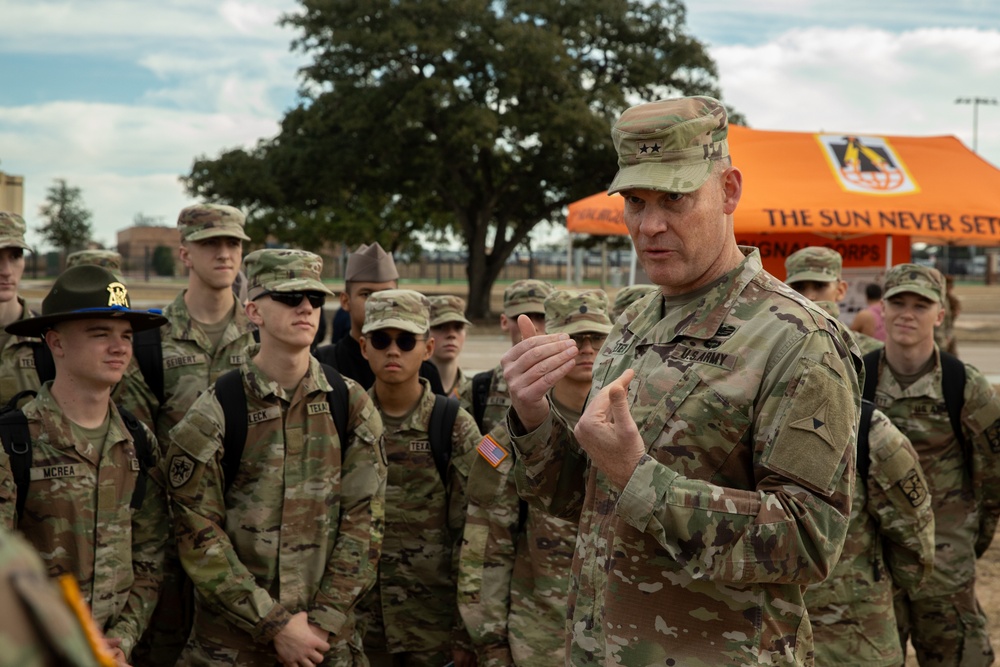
left=501, top=97, right=862, bottom=666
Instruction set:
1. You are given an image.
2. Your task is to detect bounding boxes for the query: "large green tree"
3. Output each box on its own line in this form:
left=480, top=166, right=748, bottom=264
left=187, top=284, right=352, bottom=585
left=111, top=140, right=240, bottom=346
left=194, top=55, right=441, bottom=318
left=37, top=178, right=93, bottom=259
left=184, top=0, right=738, bottom=317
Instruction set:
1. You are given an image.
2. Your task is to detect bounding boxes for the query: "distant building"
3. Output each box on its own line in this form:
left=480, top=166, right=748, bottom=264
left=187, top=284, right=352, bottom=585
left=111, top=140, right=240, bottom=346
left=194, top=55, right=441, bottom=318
left=0, top=171, right=25, bottom=215
left=117, top=225, right=182, bottom=277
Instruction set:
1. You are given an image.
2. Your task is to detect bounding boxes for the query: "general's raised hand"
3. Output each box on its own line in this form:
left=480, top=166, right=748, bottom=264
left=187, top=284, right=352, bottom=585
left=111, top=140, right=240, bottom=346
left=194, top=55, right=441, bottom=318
left=574, top=368, right=646, bottom=490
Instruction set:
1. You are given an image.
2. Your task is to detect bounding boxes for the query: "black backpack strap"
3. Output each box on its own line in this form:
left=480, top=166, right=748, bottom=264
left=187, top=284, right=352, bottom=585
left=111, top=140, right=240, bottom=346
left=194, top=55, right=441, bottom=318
left=857, top=399, right=875, bottom=486
left=429, top=395, right=459, bottom=489
left=116, top=406, right=153, bottom=510
left=215, top=369, right=248, bottom=496
left=319, top=363, right=351, bottom=460
left=32, top=342, right=56, bottom=386
left=862, top=349, right=881, bottom=403
left=132, top=327, right=164, bottom=405
left=0, top=407, right=32, bottom=522
left=471, top=370, right=493, bottom=433
left=939, top=351, right=968, bottom=449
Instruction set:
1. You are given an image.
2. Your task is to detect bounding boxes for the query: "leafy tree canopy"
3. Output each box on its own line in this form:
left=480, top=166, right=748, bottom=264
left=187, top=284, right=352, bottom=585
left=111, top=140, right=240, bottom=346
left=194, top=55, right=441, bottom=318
left=37, top=178, right=93, bottom=258
left=183, top=0, right=741, bottom=316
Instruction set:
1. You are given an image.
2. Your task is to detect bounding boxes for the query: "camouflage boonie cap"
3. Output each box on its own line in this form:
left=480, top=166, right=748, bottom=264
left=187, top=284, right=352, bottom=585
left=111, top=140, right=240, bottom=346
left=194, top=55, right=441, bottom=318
left=785, top=246, right=843, bottom=284
left=177, top=203, right=251, bottom=242
left=883, top=263, right=945, bottom=304
left=608, top=96, right=729, bottom=195
left=362, top=289, right=430, bottom=335
left=66, top=249, right=123, bottom=275
left=503, top=279, right=555, bottom=317
left=611, top=284, right=659, bottom=319
left=544, top=289, right=613, bottom=336
left=0, top=212, right=30, bottom=251
left=243, top=249, right=334, bottom=300
left=429, top=295, right=472, bottom=327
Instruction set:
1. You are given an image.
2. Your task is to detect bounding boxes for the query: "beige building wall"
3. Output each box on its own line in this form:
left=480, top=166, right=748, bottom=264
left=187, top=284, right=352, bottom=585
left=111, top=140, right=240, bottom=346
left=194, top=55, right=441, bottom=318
left=0, top=171, right=25, bottom=215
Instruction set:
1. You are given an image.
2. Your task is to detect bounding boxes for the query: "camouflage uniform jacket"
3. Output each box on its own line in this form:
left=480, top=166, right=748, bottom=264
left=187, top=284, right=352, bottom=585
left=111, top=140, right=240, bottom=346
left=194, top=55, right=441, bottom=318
left=113, top=357, right=159, bottom=431
left=163, top=356, right=386, bottom=646
left=0, top=526, right=105, bottom=667
left=156, top=291, right=256, bottom=445
left=481, top=362, right=510, bottom=435
left=0, top=385, right=168, bottom=659
left=805, top=407, right=935, bottom=666
left=0, top=297, right=41, bottom=405
left=460, top=394, right=578, bottom=667
left=868, top=347, right=1000, bottom=599
left=451, top=367, right=474, bottom=414
left=359, top=379, right=478, bottom=654
left=510, top=248, right=862, bottom=667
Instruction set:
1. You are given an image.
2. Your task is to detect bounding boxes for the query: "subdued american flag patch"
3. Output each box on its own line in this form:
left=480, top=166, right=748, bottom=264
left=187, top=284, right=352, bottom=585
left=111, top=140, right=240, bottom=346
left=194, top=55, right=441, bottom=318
left=476, top=434, right=509, bottom=468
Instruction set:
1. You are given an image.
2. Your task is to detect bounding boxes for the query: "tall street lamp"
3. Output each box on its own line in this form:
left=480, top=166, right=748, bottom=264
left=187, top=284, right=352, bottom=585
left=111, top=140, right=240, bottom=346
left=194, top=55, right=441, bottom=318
left=955, top=97, right=998, bottom=153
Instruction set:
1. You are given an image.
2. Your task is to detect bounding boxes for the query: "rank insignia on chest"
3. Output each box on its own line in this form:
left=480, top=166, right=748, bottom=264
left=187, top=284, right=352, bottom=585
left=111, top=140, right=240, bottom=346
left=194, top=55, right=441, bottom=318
left=168, top=454, right=195, bottom=489
left=477, top=434, right=509, bottom=468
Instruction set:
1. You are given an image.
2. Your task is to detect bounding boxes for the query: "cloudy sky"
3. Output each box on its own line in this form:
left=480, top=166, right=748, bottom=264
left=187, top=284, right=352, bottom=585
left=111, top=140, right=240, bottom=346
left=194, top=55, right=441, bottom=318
left=1, top=0, right=998, bottom=249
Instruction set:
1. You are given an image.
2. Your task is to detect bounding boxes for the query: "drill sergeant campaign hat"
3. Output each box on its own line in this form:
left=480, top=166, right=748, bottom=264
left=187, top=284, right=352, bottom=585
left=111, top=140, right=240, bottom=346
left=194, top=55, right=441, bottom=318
left=177, top=203, right=251, bottom=242
left=608, top=96, right=729, bottom=195
left=428, top=295, right=472, bottom=327
left=362, top=289, right=431, bottom=335
left=611, top=284, right=659, bottom=320
left=345, top=242, right=399, bottom=283
left=6, top=265, right=166, bottom=337
left=544, top=289, right=614, bottom=336
left=883, top=263, right=945, bottom=305
left=503, top=279, right=554, bottom=318
left=0, top=212, right=31, bottom=251
left=66, top=249, right=124, bottom=278
left=785, top=246, right=843, bottom=285
left=243, top=249, right=334, bottom=301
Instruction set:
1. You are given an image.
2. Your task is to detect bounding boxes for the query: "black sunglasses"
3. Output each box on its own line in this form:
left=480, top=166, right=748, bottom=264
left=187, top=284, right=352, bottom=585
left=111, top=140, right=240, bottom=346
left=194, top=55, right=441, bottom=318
left=569, top=332, right=608, bottom=348
left=367, top=330, right=425, bottom=352
left=255, top=291, right=325, bottom=308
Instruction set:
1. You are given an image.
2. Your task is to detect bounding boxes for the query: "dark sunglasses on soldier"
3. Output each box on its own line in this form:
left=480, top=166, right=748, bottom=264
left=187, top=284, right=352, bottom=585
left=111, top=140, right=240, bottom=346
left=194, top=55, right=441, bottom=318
left=367, top=330, right=425, bottom=352
left=255, top=291, right=325, bottom=308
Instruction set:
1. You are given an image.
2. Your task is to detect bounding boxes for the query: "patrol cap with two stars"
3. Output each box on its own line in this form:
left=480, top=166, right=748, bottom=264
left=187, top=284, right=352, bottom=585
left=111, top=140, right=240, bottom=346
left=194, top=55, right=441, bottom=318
left=362, top=289, right=431, bottom=335
left=177, top=203, right=251, bottom=242
left=429, top=295, right=472, bottom=327
left=345, top=242, right=399, bottom=283
left=544, top=289, right=613, bottom=336
left=5, top=265, right=166, bottom=337
left=243, top=249, right=334, bottom=301
left=503, top=279, right=554, bottom=318
left=611, top=284, right=659, bottom=320
left=785, top=246, right=843, bottom=284
left=883, top=263, right=945, bottom=304
left=0, top=212, right=31, bottom=251
left=608, top=96, right=729, bottom=195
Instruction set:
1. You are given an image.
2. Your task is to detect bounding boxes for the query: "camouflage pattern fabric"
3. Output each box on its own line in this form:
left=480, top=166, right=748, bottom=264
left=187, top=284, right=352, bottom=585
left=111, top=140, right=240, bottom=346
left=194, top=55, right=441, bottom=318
left=0, top=297, right=41, bottom=405
left=868, top=347, right=1000, bottom=666
left=502, top=280, right=554, bottom=318
left=481, top=363, right=511, bottom=436
left=164, top=355, right=386, bottom=666
left=805, top=407, right=935, bottom=666
left=459, top=395, right=579, bottom=667
left=243, top=248, right=334, bottom=301
left=0, top=385, right=168, bottom=660
left=452, top=366, right=473, bottom=413
left=611, top=285, right=658, bottom=321
left=112, top=359, right=159, bottom=433
left=0, top=212, right=31, bottom=250
left=66, top=249, right=123, bottom=273
left=510, top=248, right=862, bottom=666
left=813, top=301, right=883, bottom=355
left=176, top=203, right=251, bottom=242
left=784, top=246, right=843, bottom=284
left=358, top=380, right=478, bottom=656
left=0, top=526, right=106, bottom=667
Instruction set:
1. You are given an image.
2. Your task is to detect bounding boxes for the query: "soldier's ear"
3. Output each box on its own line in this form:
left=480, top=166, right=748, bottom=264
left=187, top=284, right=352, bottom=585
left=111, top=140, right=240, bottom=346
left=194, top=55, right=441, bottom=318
left=245, top=300, right=264, bottom=327
left=423, top=335, right=434, bottom=361
left=44, top=328, right=65, bottom=358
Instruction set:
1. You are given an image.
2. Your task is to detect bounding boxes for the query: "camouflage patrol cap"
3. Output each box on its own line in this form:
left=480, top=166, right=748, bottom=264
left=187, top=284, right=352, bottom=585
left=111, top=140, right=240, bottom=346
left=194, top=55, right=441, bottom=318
left=785, top=246, right=843, bottom=284
left=345, top=242, right=399, bottom=283
left=66, top=249, right=123, bottom=276
left=177, top=203, right=251, bottom=242
left=243, top=249, right=334, bottom=300
left=611, top=284, right=659, bottom=319
left=503, top=279, right=554, bottom=317
left=0, top=212, right=31, bottom=251
left=544, top=289, right=613, bottom=336
left=429, top=295, right=472, bottom=327
left=362, top=289, right=430, bottom=335
left=608, top=96, right=729, bottom=195
left=883, top=263, right=945, bottom=304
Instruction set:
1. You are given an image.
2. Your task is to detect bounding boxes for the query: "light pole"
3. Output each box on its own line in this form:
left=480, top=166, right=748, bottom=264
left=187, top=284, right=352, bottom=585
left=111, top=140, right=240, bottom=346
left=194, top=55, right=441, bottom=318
left=955, top=97, right=998, bottom=153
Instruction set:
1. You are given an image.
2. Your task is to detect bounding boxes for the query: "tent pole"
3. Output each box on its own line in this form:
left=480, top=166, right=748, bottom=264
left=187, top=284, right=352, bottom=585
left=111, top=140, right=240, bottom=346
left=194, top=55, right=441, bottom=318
left=886, top=235, right=893, bottom=272
left=566, top=234, right=573, bottom=286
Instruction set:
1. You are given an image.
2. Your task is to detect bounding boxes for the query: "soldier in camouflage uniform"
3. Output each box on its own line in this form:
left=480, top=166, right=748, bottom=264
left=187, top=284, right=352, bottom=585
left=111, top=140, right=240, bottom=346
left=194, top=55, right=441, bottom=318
left=610, top=284, right=658, bottom=321
left=0, top=212, right=41, bottom=405
left=502, top=96, right=863, bottom=666
left=132, top=203, right=259, bottom=665
left=428, top=295, right=474, bottom=410
left=784, top=246, right=883, bottom=354
left=164, top=249, right=387, bottom=667
left=867, top=264, right=1000, bottom=666
left=0, top=265, right=170, bottom=665
left=460, top=289, right=611, bottom=667
left=357, top=289, right=479, bottom=667
left=787, top=248, right=936, bottom=665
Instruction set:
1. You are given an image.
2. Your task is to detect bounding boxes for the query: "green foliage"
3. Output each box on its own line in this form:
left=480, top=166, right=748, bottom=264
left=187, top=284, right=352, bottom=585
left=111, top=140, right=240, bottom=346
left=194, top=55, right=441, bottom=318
left=37, top=179, right=93, bottom=256
left=183, top=0, right=737, bottom=315
left=151, top=245, right=175, bottom=277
